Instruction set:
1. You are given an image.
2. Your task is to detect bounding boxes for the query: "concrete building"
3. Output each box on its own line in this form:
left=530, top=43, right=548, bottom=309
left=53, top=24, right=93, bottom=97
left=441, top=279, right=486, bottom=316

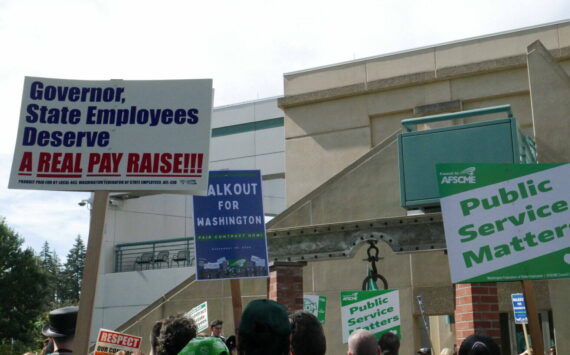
left=98, top=21, right=569, bottom=355
left=269, top=20, right=570, bottom=355
left=90, top=97, right=285, bottom=342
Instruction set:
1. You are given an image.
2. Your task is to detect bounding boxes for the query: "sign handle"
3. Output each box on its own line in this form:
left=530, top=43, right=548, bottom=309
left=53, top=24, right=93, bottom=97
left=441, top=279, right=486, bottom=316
left=416, top=296, right=434, bottom=352
left=75, top=191, right=109, bottom=355
left=522, top=280, right=544, bottom=355
left=522, top=323, right=530, bottom=353
left=230, top=279, right=242, bottom=332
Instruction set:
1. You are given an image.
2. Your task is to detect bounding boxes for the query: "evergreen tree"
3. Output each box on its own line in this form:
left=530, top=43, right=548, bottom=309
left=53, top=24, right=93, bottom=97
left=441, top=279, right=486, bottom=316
left=38, top=241, right=61, bottom=306
left=60, top=235, right=86, bottom=305
left=0, top=218, right=49, bottom=348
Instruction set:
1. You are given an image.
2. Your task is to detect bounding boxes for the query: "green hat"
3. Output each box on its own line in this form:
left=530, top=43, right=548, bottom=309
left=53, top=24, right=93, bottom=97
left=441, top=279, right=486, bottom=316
left=238, top=299, right=290, bottom=336
left=178, top=337, right=229, bottom=355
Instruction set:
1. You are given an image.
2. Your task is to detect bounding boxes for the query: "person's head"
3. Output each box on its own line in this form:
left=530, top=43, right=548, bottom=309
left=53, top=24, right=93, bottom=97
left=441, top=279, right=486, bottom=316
left=210, top=320, right=223, bottom=337
left=458, top=334, right=500, bottom=355
left=150, top=320, right=164, bottom=355
left=225, top=335, right=237, bottom=355
left=42, top=306, right=78, bottom=350
left=237, top=299, right=291, bottom=355
left=156, top=315, right=198, bottom=355
left=177, top=337, right=229, bottom=355
left=440, top=348, right=454, bottom=355
left=289, top=310, right=326, bottom=355
left=378, top=332, right=399, bottom=355
left=348, top=329, right=380, bottom=355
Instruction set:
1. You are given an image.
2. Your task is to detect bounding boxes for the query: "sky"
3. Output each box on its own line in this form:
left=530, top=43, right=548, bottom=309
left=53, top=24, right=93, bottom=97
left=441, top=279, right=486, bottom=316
left=1, top=0, right=569, bottom=259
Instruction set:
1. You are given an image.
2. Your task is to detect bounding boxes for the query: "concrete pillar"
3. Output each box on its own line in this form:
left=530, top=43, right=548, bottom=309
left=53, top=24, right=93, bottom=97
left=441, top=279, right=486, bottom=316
left=268, top=261, right=307, bottom=311
left=454, top=283, right=501, bottom=348
left=527, top=39, right=570, bottom=355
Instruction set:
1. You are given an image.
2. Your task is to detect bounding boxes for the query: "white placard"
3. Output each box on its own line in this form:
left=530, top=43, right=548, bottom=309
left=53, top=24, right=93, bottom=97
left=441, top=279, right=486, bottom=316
left=9, top=77, right=213, bottom=193
left=186, top=301, right=209, bottom=332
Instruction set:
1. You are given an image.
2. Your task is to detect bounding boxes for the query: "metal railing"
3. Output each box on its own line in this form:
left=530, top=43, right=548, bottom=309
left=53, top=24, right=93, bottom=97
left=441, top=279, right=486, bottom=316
left=114, top=237, right=195, bottom=273
left=401, top=104, right=513, bottom=131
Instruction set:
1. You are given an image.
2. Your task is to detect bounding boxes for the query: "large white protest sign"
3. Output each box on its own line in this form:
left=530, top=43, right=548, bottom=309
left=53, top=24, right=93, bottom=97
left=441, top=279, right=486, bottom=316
left=437, top=163, right=570, bottom=283
left=340, top=289, right=400, bottom=344
left=9, top=77, right=213, bottom=193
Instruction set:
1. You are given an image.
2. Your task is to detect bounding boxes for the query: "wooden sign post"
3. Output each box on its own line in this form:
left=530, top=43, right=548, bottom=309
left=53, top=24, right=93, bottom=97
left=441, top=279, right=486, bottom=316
left=75, top=191, right=109, bottom=355
left=522, top=280, right=544, bottom=355
left=230, top=279, right=243, bottom=332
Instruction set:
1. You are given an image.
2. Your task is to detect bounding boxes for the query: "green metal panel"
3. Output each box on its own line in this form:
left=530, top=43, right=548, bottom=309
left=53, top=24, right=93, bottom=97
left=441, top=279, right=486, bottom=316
left=398, top=117, right=528, bottom=208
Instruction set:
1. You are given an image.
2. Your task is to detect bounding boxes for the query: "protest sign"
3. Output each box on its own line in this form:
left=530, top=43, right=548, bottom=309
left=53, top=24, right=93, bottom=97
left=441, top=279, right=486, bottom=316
left=193, top=170, right=269, bottom=281
left=511, top=293, right=528, bottom=324
left=340, top=289, right=400, bottom=344
left=185, top=301, right=209, bottom=332
left=9, top=77, right=213, bottom=193
left=95, top=329, right=142, bottom=355
left=303, top=295, right=327, bottom=323
left=437, top=163, right=570, bottom=283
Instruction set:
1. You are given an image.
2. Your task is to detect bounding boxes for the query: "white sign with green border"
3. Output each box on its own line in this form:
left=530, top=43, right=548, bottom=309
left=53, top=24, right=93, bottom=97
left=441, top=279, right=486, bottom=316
left=303, top=295, right=327, bottom=323
left=185, top=301, right=209, bottom=332
left=437, top=163, right=570, bottom=283
left=340, top=289, right=400, bottom=344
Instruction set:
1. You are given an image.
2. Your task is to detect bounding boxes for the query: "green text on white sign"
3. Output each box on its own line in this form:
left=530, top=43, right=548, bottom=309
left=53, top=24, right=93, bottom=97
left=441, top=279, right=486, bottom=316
left=340, top=289, right=400, bottom=344
left=437, top=163, right=570, bottom=283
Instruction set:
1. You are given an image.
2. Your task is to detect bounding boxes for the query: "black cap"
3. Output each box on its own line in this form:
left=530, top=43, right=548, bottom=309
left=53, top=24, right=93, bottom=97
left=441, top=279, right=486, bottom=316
left=42, top=306, right=78, bottom=338
left=238, top=299, right=290, bottom=336
left=225, top=335, right=236, bottom=351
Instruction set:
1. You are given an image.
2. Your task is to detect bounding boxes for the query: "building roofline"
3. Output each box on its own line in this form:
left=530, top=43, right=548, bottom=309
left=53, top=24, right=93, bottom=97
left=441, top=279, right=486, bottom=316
left=284, top=19, right=570, bottom=77
left=214, top=94, right=283, bottom=110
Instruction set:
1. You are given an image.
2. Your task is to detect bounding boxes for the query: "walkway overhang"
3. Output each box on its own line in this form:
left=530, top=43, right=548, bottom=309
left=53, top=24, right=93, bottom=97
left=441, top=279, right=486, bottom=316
left=267, top=213, right=445, bottom=261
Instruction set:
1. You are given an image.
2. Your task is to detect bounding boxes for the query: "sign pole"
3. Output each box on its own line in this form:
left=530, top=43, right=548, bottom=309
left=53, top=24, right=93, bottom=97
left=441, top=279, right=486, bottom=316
left=75, top=191, right=109, bottom=355
left=522, top=280, right=544, bottom=355
left=230, top=279, right=243, bottom=332
left=522, top=324, right=530, bottom=352
left=417, top=296, right=434, bottom=352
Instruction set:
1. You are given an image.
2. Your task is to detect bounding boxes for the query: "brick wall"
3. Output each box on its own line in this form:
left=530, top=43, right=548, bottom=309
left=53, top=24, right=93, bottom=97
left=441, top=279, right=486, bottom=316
left=268, top=261, right=307, bottom=311
left=454, top=283, right=501, bottom=347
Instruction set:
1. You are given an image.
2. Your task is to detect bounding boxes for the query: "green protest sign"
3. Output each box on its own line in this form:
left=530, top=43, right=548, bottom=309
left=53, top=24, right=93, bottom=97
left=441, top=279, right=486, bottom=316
left=303, top=295, right=327, bottom=323
left=437, top=163, right=570, bottom=283
left=340, top=289, right=400, bottom=344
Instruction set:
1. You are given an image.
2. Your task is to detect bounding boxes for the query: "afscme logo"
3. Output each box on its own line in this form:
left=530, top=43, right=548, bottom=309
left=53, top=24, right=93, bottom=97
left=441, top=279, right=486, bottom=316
left=441, top=175, right=476, bottom=184
left=460, top=167, right=476, bottom=176
left=440, top=167, right=477, bottom=184
left=342, top=293, right=358, bottom=301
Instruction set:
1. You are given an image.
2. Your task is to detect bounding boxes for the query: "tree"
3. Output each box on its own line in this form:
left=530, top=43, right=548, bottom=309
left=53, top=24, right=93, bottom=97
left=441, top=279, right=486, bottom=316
left=59, top=235, right=86, bottom=305
left=39, top=241, right=61, bottom=306
left=0, top=218, right=49, bottom=347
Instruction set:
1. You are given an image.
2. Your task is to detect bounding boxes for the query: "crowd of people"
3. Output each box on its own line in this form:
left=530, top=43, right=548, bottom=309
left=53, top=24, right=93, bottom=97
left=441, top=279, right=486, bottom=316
left=35, top=301, right=510, bottom=355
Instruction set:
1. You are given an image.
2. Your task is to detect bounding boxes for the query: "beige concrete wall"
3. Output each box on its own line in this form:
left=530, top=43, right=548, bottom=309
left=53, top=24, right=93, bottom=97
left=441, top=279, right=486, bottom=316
left=527, top=39, right=570, bottom=355
left=283, top=21, right=570, bottom=97
left=282, top=22, right=570, bottom=207
left=283, top=61, right=569, bottom=207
